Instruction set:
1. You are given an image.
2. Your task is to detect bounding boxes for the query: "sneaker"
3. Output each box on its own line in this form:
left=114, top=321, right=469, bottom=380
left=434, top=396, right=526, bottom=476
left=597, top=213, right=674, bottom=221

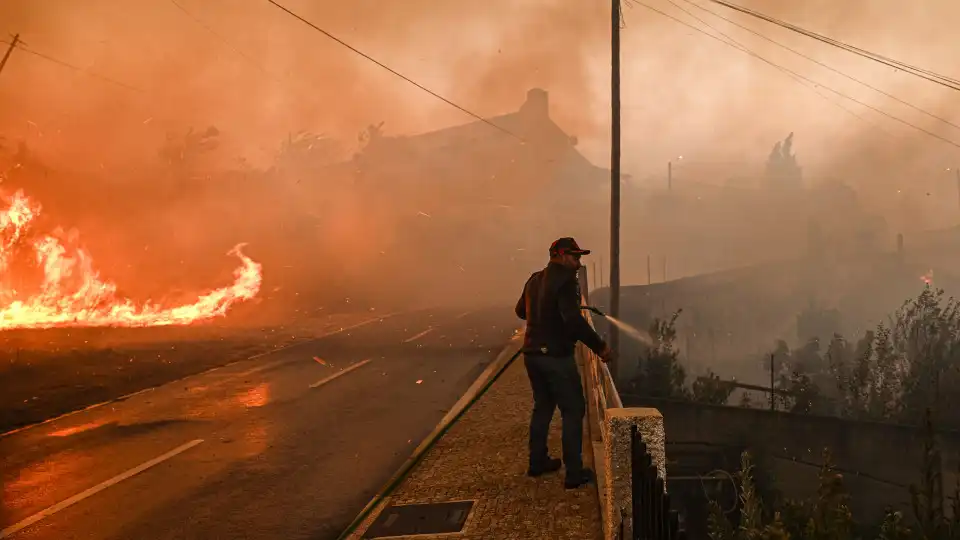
left=527, top=458, right=562, bottom=477
left=564, top=468, right=596, bottom=489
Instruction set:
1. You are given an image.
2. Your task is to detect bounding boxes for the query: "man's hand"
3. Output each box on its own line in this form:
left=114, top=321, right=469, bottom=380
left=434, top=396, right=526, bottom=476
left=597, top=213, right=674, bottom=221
left=599, top=344, right=617, bottom=364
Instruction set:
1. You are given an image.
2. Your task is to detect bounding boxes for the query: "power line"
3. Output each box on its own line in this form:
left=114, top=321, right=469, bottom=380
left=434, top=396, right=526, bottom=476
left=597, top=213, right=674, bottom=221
left=168, top=0, right=269, bottom=76
left=0, top=36, right=224, bottom=134
left=908, top=65, right=960, bottom=87
left=661, top=1, right=959, bottom=149
left=625, top=0, right=890, bottom=136
left=663, top=0, right=886, bottom=131
left=705, top=0, right=960, bottom=90
left=680, top=0, right=960, bottom=133
left=628, top=0, right=960, bottom=150
left=167, top=0, right=352, bottom=119
left=263, top=0, right=523, bottom=142
left=802, top=40, right=960, bottom=87
left=0, top=39, right=141, bottom=92
left=0, top=34, right=18, bottom=76
left=704, top=0, right=960, bottom=93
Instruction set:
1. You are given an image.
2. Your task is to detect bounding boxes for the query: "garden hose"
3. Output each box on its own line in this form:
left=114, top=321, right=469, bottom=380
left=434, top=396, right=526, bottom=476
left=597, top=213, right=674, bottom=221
left=580, top=305, right=607, bottom=317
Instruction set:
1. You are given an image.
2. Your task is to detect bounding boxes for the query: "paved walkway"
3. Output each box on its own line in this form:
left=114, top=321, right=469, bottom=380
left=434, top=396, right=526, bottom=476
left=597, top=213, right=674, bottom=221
left=352, top=352, right=603, bottom=539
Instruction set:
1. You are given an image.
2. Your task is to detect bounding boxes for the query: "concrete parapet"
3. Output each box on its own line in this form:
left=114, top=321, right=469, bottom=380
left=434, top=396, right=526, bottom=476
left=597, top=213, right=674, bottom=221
left=580, top=269, right=666, bottom=540
left=602, top=407, right=666, bottom=540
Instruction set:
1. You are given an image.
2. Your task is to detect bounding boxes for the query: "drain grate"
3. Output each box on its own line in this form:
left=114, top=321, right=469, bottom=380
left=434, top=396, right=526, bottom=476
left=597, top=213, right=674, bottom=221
left=365, top=500, right=474, bottom=538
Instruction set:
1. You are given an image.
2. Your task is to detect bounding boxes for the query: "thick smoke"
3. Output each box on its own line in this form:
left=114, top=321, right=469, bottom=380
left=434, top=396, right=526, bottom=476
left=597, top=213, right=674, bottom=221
left=4, top=0, right=950, bottom=173
left=0, top=0, right=957, bottom=323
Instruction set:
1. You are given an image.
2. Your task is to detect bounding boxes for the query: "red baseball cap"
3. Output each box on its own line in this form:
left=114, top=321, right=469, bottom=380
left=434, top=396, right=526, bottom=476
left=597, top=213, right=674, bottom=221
left=549, top=237, right=591, bottom=256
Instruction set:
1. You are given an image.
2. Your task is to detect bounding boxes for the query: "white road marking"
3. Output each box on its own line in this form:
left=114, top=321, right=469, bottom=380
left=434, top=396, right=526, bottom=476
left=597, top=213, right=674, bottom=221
left=239, top=357, right=290, bottom=378
left=0, top=313, right=403, bottom=440
left=0, top=439, right=204, bottom=538
left=454, top=310, right=474, bottom=320
left=403, top=328, right=435, bottom=344
left=308, top=359, right=373, bottom=389
left=239, top=314, right=392, bottom=377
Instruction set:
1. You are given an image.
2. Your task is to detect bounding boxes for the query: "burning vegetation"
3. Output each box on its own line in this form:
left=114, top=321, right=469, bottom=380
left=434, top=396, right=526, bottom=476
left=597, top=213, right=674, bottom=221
left=0, top=184, right=262, bottom=329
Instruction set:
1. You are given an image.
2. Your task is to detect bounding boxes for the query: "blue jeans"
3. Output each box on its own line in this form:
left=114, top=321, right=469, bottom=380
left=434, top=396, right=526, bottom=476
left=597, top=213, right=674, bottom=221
left=523, top=353, right=586, bottom=476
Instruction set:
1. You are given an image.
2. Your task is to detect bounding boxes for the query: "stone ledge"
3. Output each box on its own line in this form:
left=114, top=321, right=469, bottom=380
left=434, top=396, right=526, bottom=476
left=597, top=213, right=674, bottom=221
left=602, top=407, right=666, bottom=540
left=350, top=356, right=603, bottom=539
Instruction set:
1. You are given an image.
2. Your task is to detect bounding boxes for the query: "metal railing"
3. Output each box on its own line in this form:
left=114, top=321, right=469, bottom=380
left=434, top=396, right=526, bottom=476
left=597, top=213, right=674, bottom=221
left=579, top=268, right=622, bottom=416
left=631, top=425, right=686, bottom=540
left=590, top=344, right=623, bottom=409
left=579, top=266, right=686, bottom=540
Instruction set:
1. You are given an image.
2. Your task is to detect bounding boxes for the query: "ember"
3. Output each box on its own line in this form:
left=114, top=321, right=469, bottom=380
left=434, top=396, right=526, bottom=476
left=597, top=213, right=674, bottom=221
left=0, top=187, right=262, bottom=329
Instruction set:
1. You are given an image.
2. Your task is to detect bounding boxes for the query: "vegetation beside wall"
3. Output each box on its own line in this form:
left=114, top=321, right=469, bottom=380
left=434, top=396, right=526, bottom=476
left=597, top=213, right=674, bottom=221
left=707, top=412, right=960, bottom=539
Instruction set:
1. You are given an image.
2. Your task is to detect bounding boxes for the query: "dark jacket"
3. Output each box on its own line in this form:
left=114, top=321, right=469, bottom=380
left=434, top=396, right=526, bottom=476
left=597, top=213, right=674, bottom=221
left=515, top=262, right=606, bottom=357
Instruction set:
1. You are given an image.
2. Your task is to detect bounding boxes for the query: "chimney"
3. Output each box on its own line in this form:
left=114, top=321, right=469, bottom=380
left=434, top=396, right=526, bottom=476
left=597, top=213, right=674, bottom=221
left=520, top=88, right=549, bottom=119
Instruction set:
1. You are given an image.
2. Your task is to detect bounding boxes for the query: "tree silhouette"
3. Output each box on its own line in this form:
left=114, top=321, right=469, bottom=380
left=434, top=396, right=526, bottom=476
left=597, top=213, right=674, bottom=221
left=274, top=131, right=341, bottom=174
left=765, top=132, right=803, bottom=187
left=357, top=121, right=385, bottom=150
left=158, top=126, right=220, bottom=177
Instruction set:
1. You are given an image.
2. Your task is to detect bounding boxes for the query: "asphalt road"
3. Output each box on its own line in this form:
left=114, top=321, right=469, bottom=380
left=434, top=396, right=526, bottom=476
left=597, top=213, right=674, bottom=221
left=0, top=306, right=518, bottom=540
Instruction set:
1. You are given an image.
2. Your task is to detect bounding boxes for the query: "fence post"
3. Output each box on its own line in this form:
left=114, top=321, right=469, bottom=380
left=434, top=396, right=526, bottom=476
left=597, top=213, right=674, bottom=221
left=607, top=409, right=666, bottom=540
left=628, top=419, right=687, bottom=540
left=769, top=352, right=776, bottom=411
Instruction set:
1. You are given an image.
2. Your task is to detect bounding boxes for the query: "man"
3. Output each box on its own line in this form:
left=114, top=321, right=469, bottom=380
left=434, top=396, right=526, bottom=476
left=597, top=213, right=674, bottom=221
left=515, top=237, right=614, bottom=489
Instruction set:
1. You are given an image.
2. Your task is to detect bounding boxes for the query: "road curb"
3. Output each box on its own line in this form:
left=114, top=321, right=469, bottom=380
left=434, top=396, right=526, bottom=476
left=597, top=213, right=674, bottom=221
left=341, top=329, right=524, bottom=540
left=430, top=331, right=523, bottom=433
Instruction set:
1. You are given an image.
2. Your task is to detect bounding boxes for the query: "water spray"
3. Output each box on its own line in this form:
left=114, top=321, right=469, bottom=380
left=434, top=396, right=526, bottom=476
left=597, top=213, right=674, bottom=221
left=580, top=305, right=654, bottom=346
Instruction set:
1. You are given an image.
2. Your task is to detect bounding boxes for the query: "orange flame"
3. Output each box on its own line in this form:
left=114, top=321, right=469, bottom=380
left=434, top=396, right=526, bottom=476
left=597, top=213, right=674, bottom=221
left=921, top=270, right=934, bottom=286
left=0, top=188, right=262, bottom=329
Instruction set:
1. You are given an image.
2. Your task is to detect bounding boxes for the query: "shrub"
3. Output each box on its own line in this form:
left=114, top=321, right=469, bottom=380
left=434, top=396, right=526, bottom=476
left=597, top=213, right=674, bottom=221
left=629, top=310, right=688, bottom=398
left=705, top=409, right=960, bottom=539
left=761, top=287, right=960, bottom=429
left=693, top=369, right=737, bottom=405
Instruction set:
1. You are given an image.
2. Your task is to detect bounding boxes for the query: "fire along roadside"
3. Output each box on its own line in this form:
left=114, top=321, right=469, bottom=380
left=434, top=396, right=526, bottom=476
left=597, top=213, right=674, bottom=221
left=0, top=310, right=414, bottom=440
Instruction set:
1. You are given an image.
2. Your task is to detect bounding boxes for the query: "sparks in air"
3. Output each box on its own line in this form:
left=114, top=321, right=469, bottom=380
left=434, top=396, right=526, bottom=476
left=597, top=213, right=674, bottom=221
left=0, top=188, right=262, bottom=330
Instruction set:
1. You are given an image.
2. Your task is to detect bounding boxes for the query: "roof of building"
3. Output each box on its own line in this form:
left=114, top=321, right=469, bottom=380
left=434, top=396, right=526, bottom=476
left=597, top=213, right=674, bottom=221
left=359, top=88, right=606, bottom=183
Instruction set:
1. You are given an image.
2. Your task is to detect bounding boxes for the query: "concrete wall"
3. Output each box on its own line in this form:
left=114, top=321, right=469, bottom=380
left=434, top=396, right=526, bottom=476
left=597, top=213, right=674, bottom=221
left=623, top=394, right=960, bottom=523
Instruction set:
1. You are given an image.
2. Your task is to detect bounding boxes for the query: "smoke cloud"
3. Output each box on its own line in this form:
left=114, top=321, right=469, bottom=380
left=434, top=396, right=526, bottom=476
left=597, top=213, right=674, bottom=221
left=0, top=0, right=957, bottom=324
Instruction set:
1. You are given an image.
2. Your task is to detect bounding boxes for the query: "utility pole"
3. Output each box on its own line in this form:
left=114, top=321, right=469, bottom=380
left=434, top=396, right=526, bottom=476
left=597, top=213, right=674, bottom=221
left=769, top=353, right=776, bottom=411
left=609, top=0, right=622, bottom=378
left=0, top=34, right=19, bottom=76
left=955, top=167, right=959, bottom=217
left=646, top=254, right=651, bottom=285
left=662, top=255, right=667, bottom=282
left=668, top=160, right=673, bottom=191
